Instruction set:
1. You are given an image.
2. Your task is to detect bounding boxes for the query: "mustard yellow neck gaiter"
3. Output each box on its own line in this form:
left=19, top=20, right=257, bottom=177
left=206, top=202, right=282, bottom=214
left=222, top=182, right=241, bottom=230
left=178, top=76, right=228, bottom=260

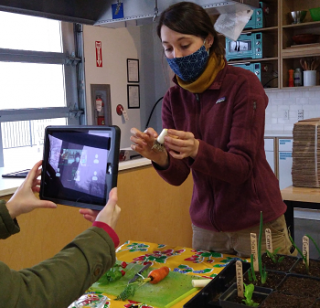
left=177, top=53, right=225, bottom=93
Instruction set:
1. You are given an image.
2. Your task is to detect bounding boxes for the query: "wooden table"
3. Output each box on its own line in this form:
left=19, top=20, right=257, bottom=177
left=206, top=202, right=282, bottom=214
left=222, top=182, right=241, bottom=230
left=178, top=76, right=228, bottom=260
left=281, top=186, right=320, bottom=240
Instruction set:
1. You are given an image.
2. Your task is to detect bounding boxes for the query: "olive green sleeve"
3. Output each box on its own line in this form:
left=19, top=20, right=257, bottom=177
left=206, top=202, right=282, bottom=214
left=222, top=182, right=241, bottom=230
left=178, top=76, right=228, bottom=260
left=0, top=226, right=116, bottom=308
left=0, top=200, right=20, bottom=239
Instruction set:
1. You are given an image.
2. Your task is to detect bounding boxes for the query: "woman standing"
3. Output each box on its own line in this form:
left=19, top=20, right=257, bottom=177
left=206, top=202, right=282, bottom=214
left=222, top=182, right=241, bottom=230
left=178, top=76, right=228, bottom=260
left=131, top=1, right=295, bottom=257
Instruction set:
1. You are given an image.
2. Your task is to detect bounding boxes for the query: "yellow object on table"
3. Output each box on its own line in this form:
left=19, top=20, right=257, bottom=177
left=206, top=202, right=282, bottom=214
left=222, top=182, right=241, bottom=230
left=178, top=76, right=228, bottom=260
left=86, top=240, right=242, bottom=308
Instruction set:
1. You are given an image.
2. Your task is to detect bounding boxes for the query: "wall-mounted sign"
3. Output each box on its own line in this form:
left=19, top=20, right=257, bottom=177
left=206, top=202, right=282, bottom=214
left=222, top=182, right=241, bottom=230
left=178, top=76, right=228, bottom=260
left=127, top=85, right=140, bottom=109
left=95, top=41, right=103, bottom=67
left=127, top=58, right=139, bottom=83
left=112, top=3, right=124, bottom=19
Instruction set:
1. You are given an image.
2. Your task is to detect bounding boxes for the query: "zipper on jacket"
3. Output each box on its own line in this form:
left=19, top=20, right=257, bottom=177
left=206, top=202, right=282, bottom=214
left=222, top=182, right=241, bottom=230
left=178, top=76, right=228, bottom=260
left=194, top=93, right=202, bottom=139
left=251, top=101, right=257, bottom=126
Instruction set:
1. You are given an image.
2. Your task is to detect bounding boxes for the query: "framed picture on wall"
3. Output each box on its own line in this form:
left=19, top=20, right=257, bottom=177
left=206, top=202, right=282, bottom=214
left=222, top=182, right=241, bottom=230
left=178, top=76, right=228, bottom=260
left=127, top=85, right=140, bottom=109
left=127, top=58, right=139, bottom=83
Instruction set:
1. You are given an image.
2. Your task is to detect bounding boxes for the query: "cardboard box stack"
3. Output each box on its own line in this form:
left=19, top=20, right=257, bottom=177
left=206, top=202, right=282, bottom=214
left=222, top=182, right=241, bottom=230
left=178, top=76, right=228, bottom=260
left=292, top=118, right=320, bottom=187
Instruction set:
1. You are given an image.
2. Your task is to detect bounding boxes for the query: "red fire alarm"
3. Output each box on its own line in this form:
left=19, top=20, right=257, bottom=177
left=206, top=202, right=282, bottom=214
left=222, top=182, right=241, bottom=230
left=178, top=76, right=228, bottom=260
left=116, top=104, right=124, bottom=115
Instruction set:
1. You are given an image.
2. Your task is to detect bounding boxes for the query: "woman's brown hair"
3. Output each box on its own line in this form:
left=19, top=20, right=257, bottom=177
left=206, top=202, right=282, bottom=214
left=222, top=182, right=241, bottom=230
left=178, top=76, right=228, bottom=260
left=157, top=1, right=225, bottom=60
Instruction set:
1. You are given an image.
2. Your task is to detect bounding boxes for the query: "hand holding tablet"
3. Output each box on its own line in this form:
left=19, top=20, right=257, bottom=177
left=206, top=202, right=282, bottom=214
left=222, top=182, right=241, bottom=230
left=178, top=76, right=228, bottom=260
left=40, top=125, right=121, bottom=210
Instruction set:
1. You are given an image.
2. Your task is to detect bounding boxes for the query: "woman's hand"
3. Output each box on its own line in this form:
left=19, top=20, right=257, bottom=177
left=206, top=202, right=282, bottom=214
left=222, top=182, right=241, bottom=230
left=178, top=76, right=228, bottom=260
left=80, top=188, right=121, bottom=230
left=6, top=160, right=57, bottom=219
left=164, top=129, right=199, bottom=160
left=130, top=127, right=169, bottom=168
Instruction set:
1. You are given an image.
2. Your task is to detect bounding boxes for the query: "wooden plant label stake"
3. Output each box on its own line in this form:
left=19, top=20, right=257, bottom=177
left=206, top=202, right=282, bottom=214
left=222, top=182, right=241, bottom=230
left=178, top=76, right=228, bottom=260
left=302, top=235, right=309, bottom=266
left=236, top=260, right=244, bottom=298
left=250, top=233, right=258, bottom=271
left=265, top=228, right=273, bottom=252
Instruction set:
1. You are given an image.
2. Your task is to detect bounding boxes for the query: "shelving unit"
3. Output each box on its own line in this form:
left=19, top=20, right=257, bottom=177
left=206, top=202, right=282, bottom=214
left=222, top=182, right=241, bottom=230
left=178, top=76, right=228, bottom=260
left=217, top=0, right=320, bottom=89
left=281, top=0, right=320, bottom=88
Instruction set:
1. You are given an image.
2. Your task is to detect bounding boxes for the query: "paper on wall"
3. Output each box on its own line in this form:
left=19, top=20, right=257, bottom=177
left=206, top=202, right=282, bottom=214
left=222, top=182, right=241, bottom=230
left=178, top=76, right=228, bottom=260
left=214, top=9, right=253, bottom=41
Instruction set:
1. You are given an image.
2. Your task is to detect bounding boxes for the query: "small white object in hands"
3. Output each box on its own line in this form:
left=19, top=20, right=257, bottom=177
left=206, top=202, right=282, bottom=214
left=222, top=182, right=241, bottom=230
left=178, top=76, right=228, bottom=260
left=157, top=128, right=168, bottom=144
left=152, top=128, right=168, bottom=151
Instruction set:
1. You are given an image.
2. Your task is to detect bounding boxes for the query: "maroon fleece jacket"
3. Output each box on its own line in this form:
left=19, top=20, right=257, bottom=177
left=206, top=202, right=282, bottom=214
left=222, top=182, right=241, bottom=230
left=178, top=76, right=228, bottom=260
left=154, top=62, right=286, bottom=232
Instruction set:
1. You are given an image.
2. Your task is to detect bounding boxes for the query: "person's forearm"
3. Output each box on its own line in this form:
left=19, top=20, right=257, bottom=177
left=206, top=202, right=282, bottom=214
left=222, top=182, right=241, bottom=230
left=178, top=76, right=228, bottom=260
left=0, top=201, right=20, bottom=239
left=153, top=150, right=170, bottom=169
left=5, top=199, right=19, bottom=219
left=1, top=227, right=116, bottom=308
left=153, top=155, right=190, bottom=186
left=92, top=221, right=119, bottom=247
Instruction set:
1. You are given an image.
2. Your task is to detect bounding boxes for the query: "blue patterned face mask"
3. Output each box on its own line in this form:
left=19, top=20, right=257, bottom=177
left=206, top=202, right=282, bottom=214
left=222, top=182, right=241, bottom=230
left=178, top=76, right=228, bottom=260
left=166, top=41, right=209, bottom=82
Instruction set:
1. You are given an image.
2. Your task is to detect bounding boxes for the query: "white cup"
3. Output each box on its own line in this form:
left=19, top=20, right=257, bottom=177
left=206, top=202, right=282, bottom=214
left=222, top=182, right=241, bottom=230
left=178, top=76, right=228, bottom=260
left=303, top=70, right=317, bottom=87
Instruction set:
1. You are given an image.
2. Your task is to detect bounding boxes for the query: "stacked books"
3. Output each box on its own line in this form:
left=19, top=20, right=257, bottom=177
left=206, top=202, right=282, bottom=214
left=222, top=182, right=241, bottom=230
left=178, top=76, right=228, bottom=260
left=292, top=118, right=320, bottom=187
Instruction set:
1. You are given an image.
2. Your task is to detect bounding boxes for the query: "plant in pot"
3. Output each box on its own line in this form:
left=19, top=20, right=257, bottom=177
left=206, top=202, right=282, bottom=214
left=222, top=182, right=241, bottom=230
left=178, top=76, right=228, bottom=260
left=261, top=246, right=298, bottom=272
left=217, top=212, right=320, bottom=307
left=263, top=234, right=320, bottom=305
left=188, top=218, right=320, bottom=307
left=263, top=251, right=295, bottom=268
left=290, top=234, right=320, bottom=278
left=266, top=247, right=285, bottom=264
left=219, top=260, right=271, bottom=308
left=219, top=282, right=270, bottom=307
left=245, top=254, right=285, bottom=290
left=261, top=226, right=298, bottom=273
left=242, top=283, right=260, bottom=307
left=243, top=212, right=285, bottom=290
left=289, top=234, right=309, bottom=274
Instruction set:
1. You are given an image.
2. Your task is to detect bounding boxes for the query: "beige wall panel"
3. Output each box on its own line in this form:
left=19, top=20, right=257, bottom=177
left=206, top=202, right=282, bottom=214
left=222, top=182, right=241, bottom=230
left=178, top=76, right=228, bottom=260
left=0, top=165, right=193, bottom=270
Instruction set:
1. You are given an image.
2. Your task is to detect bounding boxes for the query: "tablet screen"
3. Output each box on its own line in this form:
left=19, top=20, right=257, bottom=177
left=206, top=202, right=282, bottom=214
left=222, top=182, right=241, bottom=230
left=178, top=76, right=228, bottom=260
left=40, top=126, right=120, bottom=210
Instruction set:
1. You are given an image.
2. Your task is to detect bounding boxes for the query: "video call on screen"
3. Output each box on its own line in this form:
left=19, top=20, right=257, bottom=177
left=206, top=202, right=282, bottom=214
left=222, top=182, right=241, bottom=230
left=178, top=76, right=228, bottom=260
left=45, top=131, right=111, bottom=205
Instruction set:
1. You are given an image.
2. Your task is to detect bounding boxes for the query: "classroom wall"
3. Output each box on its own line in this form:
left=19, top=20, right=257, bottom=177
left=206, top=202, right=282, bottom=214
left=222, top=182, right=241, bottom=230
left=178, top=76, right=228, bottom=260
left=83, top=23, right=173, bottom=147
left=83, top=25, right=142, bottom=149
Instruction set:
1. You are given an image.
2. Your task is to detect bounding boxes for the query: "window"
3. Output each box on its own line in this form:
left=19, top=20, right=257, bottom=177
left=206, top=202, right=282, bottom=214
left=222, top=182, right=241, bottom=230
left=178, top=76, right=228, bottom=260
left=0, top=12, right=85, bottom=170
